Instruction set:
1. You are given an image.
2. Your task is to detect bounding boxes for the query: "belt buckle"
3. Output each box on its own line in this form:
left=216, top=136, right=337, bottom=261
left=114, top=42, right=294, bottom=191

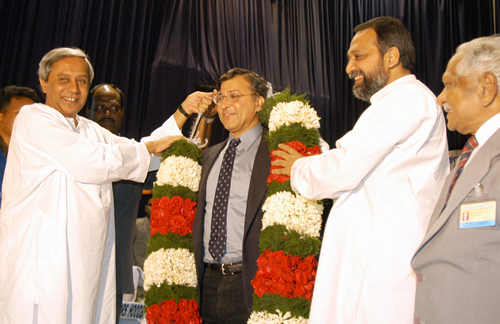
left=221, top=264, right=227, bottom=275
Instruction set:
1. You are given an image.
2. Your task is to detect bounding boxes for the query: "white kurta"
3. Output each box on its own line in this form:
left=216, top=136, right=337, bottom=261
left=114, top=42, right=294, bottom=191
left=291, top=75, right=450, bottom=324
left=0, top=103, right=181, bottom=324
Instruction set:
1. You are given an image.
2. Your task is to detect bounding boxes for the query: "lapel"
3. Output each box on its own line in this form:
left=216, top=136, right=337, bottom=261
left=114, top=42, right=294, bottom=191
left=243, top=135, right=271, bottom=235
left=418, top=129, right=500, bottom=248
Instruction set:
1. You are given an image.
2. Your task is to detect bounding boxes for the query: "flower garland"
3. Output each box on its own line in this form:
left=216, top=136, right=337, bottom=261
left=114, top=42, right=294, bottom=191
left=249, top=89, right=324, bottom=323
left=144, top=138, right=202, bottom=324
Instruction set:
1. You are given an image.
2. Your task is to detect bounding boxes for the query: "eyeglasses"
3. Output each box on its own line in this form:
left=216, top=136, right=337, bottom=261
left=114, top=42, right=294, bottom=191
left=213, top=92, right=257, bottom=105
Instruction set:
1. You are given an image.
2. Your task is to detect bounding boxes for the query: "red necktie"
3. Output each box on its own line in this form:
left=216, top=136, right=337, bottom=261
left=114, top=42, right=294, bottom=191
left=442, top=136, right=478, bottom=209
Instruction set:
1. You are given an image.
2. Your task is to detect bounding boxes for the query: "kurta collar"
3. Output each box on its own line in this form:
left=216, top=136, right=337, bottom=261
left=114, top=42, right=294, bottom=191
left=36, top=103, right=82, bottom=132
left=370, top=74, right=417, bottom=104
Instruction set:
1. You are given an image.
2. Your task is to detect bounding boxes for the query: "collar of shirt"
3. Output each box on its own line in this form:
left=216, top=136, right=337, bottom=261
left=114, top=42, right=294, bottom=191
left=37, top=103, right=82, bottom=132
left=227, top=123, right=263, bottom=152
left=370, top=74, right=417, bottom=104
left=474, top=112, right=500, bottom=146
left=464, top=112, right=500, bottom=168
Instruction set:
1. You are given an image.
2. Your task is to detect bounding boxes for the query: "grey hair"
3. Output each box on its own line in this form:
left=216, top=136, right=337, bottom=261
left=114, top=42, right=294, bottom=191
left=38, top=47, right=94, bottom=82
left=454, top=35, right=500, bottom=88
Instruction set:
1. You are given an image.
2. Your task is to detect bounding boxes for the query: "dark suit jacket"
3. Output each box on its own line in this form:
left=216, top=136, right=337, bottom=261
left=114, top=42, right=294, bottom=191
left=193, top=135, right=271, bottom=311
left=412, top=127, right=500, bottom=324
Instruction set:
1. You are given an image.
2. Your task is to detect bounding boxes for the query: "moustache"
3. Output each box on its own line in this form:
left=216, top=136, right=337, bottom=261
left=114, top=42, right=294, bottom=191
left=99, top=117, right=116, bottom=123
left=442, top=103, right=452, bottom=113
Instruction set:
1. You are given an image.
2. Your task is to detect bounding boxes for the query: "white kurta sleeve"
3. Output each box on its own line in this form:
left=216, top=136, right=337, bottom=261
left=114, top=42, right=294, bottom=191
left=291, top=82, right=436, bottom=201
left=22, top=110, right=150, bottom=185
left=140, top=115, right=182, bottom=171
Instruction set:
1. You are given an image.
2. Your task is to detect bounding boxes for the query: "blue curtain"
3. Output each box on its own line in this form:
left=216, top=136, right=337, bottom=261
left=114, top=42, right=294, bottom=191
left=1, top=0, right=498, bottom=149
left=144, top=0, right=497, bottom=148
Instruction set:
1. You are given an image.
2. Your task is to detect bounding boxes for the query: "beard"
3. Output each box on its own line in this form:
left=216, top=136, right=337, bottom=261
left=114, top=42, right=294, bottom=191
left=350, top=61, right=389, bottom=102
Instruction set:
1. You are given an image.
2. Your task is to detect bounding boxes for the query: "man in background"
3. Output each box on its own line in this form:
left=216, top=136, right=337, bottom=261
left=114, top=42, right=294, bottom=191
left=0, top=85, right=38, bottom=204
left=87, top=83, right=214, bottom=322
left=273, top=17, right=449, bottom=323
left=193, top=68, right=271, bottom=323
left=412, top=35, right=500, bottom=324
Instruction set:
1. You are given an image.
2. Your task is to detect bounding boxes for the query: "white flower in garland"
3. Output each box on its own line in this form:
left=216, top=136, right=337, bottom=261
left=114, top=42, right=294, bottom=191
left=268, top=101, right=321, bottom=132
left=262, top=191, right=323, bottom=238
left=248, top=310, right=308, bottom=324
left=143, top=248, right=197, bottom=290
left=155, top=155, right=202, bottom=192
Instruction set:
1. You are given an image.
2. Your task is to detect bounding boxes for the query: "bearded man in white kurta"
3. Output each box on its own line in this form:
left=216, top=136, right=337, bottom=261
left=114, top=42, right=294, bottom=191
left=0, top=48, right=212, bottom=324
left=273, top=17, right=449, bottom=324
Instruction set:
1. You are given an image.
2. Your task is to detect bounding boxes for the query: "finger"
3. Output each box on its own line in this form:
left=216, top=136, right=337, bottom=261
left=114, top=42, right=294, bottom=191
left=277, top=144, right=299, bottom=155
left=272, top=149, right=289, bottom=160
left=271, top=166, right=290, bottom=176
left=271, top=159, right=287, bottom=167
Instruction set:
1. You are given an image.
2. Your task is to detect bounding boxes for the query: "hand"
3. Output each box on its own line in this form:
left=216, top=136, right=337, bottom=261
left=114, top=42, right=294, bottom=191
left=181, top=91, right=214, bottom=115
left=145, top=135, right=184, bottom=155
left=271, top=144, right=304, bottom=176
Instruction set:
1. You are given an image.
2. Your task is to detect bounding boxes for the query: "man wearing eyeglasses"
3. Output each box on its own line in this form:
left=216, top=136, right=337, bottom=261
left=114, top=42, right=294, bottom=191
left=193, top=68, right=271, bottom=323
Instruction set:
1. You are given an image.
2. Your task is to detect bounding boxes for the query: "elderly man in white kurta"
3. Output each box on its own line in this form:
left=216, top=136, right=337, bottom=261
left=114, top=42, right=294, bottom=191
left=0, top=47, right=212, bottom=324
left=273, top=17, right=449, bottom=323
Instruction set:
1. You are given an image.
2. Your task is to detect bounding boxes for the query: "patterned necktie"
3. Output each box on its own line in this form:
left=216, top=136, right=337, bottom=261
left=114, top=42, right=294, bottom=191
left=209, top=138, right=241, bottom=262
left=443, top=135, right=478, bottom=208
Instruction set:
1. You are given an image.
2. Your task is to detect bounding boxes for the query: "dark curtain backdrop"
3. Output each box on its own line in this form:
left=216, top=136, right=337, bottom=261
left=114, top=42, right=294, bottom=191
left=0, top=0, right=166, bottom=138
left=1, top=0, right=499, bottom=149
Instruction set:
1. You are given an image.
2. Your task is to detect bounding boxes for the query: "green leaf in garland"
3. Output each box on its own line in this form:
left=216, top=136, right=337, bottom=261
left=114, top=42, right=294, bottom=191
left=252, top=294, right=311, bottom=319
left=259, top=225, right=322, bottom=258
left=153, top=184, right=198, bottom=202
left=267, top=180, right=294, bottom=197
left=161, top=138, right=201, bottom=164
left=267, top=123, right=321, bottom=151
left=259, top=88, right=310, bottom=127
left=144, top=283, right=199, bottom=308
left=147, top=232, right=194, bottom=255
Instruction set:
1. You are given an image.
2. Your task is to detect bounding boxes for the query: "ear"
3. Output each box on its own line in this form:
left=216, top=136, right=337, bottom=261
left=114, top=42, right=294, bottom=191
left=480, top=72, right=498, bottom=107
left=39, top=77, right=47, bottom=94
left=86, top=106, right=92, bottom=118
left=385, top=46, right=401, bottom=69
left=255, top=96, right=265, bottom=112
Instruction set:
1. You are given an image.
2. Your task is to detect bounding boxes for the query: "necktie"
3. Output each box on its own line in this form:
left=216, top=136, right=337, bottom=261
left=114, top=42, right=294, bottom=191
left=443, top=135, right=478, bottom=208
left=209, top=138, right=241, bottom=262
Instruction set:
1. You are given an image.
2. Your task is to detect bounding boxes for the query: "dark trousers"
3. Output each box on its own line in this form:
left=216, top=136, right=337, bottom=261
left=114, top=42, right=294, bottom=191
left=201, top=267, right=250, bottom=324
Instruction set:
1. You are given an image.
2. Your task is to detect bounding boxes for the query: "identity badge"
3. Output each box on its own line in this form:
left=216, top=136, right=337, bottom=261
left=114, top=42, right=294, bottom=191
left=459, top=183, right=497, bottom=229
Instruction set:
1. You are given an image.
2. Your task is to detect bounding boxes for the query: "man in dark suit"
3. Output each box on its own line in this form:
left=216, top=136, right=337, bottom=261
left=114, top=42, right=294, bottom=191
left=412, top=35, right=500, bottom=324
left=193, top=68, right=270, bottom=324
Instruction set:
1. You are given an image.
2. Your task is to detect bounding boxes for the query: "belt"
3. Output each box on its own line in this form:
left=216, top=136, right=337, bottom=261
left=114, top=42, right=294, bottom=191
left=205, top=262, right=243, bottom=275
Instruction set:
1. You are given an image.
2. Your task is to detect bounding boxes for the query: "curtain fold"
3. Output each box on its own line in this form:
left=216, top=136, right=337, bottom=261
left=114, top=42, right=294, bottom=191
left=1, top=0, right=498, bottom=148
left=145, top=0, right=497, bottom=148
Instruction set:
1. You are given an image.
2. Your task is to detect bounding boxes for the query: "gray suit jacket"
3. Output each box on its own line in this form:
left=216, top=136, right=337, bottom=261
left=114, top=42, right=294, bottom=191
left=412, top=128, right=500, bottom=324
left=193, top=135, right=271, bottom=311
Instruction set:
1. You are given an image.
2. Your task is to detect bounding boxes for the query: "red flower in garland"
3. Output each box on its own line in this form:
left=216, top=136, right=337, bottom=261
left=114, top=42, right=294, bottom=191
left=146, top=298, right=202, bottom=324
left=150, top=196, right=197, bottom=236
left=251, top=249, right=318, bottom=299
left=268, top=141, right=322, bottom=184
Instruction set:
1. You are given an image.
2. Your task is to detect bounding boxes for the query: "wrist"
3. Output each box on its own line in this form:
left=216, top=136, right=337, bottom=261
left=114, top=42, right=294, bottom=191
left=178, top=105, right=191, bottom=118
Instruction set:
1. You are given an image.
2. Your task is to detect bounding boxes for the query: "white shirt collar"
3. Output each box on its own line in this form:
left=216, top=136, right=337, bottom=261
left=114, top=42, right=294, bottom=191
left=475, top=112, right=500, bottom=146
